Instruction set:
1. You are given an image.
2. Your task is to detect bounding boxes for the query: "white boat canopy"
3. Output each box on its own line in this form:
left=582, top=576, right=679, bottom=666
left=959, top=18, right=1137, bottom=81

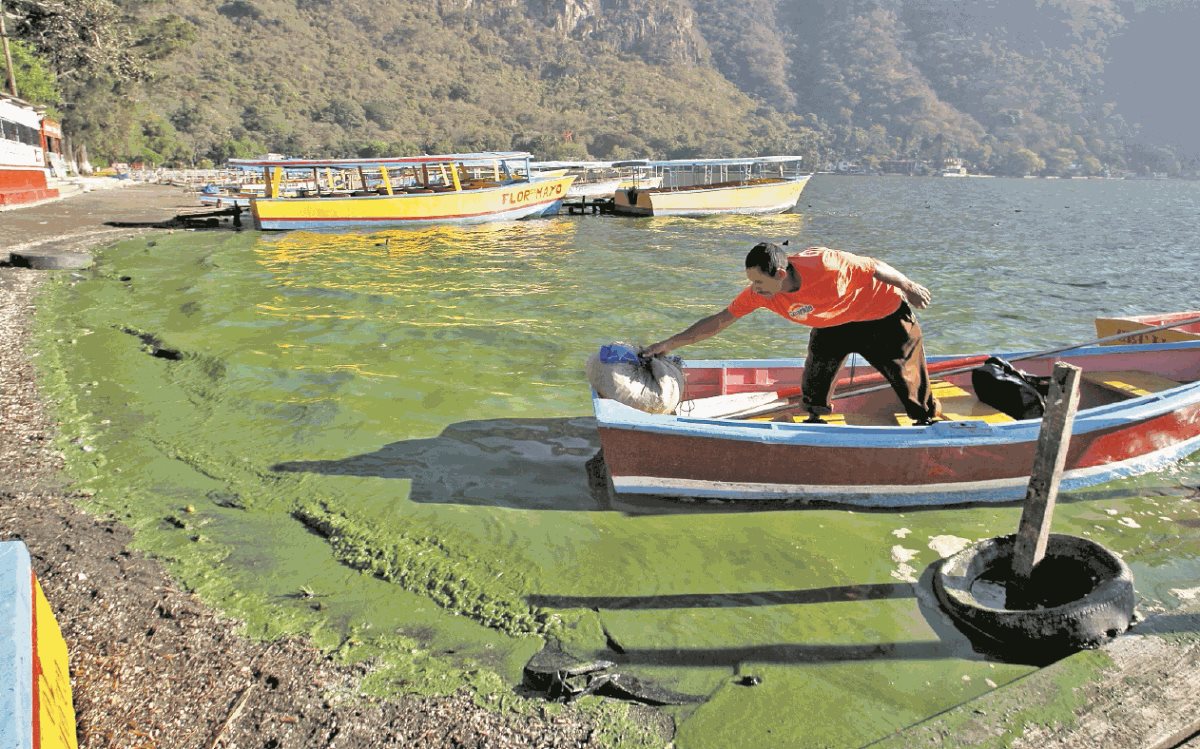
left=612, top=156, right=804, bottom=168
left=228, top=151, right=534, bottom=170
left=529, top=160, right=617, bottom=170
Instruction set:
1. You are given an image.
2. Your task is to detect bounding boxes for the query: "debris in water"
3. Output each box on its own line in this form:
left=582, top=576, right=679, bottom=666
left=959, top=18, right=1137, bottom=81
left=891, top=565, right=918, bottom=583
left=892, top=527, right=911, bottom=539
left=1170, top=586, right=1200, bottom=601
left=890, top=545, right=919, bottom=582
left=928, top=535, right=971, bottom=558
left=523, top=642, right=702, bottom=705
left=1118, top=517, right=1141, bottom=528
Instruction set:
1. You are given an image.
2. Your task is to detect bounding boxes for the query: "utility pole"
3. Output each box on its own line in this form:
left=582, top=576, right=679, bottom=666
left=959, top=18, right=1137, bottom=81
left=0, top=0, right=18, bottom=98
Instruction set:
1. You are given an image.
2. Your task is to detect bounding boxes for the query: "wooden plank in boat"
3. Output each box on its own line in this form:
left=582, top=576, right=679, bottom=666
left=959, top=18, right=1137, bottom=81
left=1082, top=370, right=1182, bottom=398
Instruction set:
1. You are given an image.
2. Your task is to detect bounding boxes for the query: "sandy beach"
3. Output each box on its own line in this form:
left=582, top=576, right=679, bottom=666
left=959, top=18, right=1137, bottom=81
left=0, top=182, right=629, bottom=748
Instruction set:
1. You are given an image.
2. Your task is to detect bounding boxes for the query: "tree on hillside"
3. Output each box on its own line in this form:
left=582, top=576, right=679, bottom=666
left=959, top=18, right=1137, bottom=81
left=7, top=39, right=60, bottom=109
left=6, top=0, right=144, bottom=82
left=5, top=0, right=196, bottom=163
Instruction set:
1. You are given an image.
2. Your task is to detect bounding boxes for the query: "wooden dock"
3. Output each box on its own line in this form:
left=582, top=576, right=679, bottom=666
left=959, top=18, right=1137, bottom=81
left=562, top=197, right=615, bottom=215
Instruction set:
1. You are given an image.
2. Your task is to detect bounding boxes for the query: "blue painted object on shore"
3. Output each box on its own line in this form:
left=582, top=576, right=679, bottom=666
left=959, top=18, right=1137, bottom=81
left=0, top=540, right=78, bottom=749
left=0, top=541, right=35, bottom=749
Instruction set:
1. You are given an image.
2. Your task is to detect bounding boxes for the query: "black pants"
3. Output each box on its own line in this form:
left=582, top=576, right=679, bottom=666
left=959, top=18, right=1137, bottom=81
left=801, top=302, right=938, bottom=422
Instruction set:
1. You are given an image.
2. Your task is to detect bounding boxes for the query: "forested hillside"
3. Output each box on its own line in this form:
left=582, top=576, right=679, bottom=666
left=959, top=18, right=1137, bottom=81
left=6, top=0, right=1197, bottom=175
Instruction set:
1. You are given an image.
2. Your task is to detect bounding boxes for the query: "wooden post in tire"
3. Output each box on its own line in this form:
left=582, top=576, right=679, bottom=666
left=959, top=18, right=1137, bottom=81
left=1011, top=361, right=1083, bottom=590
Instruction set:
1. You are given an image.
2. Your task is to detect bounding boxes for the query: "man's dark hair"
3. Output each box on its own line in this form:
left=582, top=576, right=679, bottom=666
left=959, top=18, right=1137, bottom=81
left=745, top=242, right=790, bottom=276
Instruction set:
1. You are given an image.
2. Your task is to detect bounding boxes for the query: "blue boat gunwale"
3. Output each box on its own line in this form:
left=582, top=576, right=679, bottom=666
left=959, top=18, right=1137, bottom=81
left=591, top=340, right=1200, bottom=449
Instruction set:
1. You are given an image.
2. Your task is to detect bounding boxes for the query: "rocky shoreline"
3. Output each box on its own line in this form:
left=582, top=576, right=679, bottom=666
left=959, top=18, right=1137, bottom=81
left=0, top=184, right=638, bottom=748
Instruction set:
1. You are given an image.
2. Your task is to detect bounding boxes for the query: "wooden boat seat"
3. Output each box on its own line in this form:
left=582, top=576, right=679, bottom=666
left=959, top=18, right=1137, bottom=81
left=894, top=379, right=1014, bottom=425
left=1082, top=370, right=1182, bottom=398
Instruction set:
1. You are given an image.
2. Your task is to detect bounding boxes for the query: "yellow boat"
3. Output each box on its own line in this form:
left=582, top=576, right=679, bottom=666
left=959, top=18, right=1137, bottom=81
left=1095, top=311, right=1200, bottom=344
left=229, top=152, right=576, bottom=231
left=611, top=156, right=810, bottom=217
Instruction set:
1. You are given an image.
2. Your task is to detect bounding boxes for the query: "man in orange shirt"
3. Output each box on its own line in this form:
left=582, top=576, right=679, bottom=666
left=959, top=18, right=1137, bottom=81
left=642, top=242, right=940, bottom=425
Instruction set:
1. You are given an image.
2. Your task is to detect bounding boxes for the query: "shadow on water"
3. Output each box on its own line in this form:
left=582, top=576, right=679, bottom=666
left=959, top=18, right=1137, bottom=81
left=608, top=640, right=956, bottom=667
left=271, top=416, right=875, bottom=515
left=270, top=416, right=1176, bottom=515
left=540, top=563, right=995, bottom=667
left=273, top=416, right=615, bottom=512
left=530, top=582, right=915, bottom=610
left=1130, top=611, right=1200, bottom=636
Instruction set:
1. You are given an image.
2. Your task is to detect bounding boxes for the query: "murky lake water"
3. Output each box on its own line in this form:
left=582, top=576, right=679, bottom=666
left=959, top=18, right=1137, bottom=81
left=35, top=176, right=1200, bottom=747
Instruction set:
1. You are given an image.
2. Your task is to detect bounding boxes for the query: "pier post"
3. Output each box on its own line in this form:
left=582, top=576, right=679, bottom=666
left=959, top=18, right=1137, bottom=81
left=1011, top=361, right=1082, bottom=583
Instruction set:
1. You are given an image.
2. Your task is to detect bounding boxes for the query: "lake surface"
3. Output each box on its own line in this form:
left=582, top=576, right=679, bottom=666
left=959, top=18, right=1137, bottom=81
left=35, top=176, right=1200, bottom=748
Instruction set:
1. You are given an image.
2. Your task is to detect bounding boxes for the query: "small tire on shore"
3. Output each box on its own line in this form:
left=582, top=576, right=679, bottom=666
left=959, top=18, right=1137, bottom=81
left=933, top=533, right=1134, bottom=663
left=11, top=251, right=94, bottom=270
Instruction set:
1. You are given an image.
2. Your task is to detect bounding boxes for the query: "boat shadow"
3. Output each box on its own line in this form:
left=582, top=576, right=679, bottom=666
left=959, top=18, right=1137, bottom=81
left=271, top=415, right=849, bottom=515
left=272, top=416, right=593, bottom=509
left=270, top=415, right=1134, bottom=515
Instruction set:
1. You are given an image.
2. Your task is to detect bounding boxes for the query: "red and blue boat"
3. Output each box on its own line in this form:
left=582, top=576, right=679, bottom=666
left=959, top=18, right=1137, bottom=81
left=592, top=340, right=1200, bottom=507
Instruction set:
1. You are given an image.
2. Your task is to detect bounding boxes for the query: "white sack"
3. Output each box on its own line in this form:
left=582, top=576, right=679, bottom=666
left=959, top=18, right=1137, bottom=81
left=585, top=346, right=685, bottom=415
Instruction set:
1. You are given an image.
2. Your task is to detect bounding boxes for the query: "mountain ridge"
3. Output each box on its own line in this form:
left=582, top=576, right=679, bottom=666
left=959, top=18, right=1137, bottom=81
left=20, top=0, right=1199, bottom=174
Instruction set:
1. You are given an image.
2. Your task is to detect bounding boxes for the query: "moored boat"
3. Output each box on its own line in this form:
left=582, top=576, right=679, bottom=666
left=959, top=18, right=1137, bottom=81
left=0, top=93, right=59, bottom=206
left=1095, top=311, right=1200, bottom=344
left=611, top=156, right=809, bottom=217
left=592, top=340, right=1200, bottom=507
left=531, top=160, right=662, bottom=200
left=229, top=152, right=575, bottom=230
left=198, top=184, right=256, bottom=208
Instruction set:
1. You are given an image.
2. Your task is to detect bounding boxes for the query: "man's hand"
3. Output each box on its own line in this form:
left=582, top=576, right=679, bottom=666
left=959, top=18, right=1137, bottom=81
left=874, top=262, right=931, bottom=309
left=641, top=341, right=671, bottom=358
left=902, top=281, right=932, bottom=310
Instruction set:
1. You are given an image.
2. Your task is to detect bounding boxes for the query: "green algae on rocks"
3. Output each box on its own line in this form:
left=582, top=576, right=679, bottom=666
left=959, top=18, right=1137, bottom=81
left=293, top=500, right=559, bottom=637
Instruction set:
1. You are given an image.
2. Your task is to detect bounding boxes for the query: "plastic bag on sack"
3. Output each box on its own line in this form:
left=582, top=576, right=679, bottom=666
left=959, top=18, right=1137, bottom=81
left=585, top=342, right=685, bottom=414
left=970, top=356, right=1052, bottom=420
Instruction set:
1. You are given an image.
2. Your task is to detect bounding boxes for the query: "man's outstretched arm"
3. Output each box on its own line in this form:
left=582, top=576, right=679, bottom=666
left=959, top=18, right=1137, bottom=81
left=642, top=309, right=737, bottom=357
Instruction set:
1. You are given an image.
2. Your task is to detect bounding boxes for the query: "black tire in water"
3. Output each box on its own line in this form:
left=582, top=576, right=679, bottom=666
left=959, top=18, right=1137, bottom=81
left=934, top=533, right=1135, bottom=662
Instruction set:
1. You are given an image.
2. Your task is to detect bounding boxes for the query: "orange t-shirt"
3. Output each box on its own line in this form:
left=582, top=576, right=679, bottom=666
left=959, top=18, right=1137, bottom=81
left=727, top=247, right=902, bottom=328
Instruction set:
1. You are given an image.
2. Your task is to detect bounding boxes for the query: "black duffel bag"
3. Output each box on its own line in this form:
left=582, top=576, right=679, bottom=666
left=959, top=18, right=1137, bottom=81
left=970, top=356, right=1053, bottom=420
